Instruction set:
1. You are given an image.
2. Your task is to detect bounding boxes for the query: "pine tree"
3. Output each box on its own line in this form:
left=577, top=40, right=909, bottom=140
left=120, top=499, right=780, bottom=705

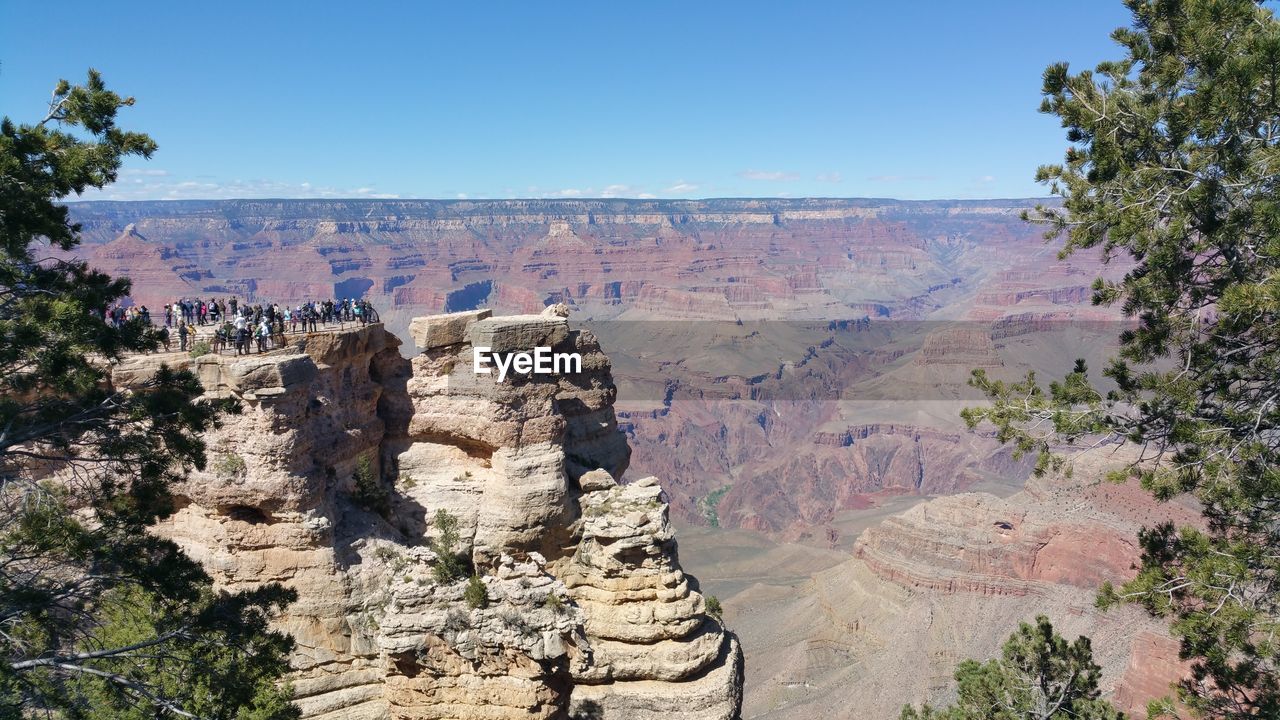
left=901, top=617, right=1123, bottom=720
left=0, top=70, right=298, bottom=718
left=962, top=1, right=1280, bottom=715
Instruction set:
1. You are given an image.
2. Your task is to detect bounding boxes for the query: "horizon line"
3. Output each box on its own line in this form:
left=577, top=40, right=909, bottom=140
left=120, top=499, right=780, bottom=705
left=64, top=195, right=1058, bottom=204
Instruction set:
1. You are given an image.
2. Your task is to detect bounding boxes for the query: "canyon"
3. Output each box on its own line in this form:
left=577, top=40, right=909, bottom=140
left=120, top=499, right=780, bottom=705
left=67, top=198, right=1126, bottom=538
left=73, top=198, right=1187, bottom=716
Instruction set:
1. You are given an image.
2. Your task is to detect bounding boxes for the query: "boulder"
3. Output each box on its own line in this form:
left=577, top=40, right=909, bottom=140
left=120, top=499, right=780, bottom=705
left=578, top=469, right=618, bottom=493
left=111, top=353, right=192, bottom=388
left=542, top=302, right=571, bottom=318
left=469, top=315, right=569, bottom=353
left=226, top=353, right=317, bottom=393
left=409, top=309, right=493, bottom=350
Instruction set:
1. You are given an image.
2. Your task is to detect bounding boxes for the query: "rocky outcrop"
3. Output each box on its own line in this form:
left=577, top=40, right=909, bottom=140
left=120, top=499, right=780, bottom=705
left=915, top=326, right=1002, bottom=367
left=123, top=311, right=740, bottom=720
left=562, top=472, right=742, bottom=717
left=853, top=492, right=1139, bottom=597
left=976, top=284, right=1091, bottom=307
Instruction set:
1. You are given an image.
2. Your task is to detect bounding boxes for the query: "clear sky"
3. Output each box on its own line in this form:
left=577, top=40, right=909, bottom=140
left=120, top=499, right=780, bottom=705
left=1, top=1, right=1136, bottom=201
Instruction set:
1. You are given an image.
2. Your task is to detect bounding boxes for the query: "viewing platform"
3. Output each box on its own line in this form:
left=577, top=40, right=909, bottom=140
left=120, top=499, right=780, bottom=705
left=110, top=323, right=397, bottom=401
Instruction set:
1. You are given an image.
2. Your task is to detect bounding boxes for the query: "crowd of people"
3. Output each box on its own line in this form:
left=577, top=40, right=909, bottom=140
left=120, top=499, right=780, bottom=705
left=105, top=296, right=379, bottom=355
left=104, top=304, right=152, bottom=328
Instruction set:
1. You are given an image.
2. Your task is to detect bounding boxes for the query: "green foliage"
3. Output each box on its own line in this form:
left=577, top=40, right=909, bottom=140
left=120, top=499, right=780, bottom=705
left=188, top=339, right=212, bottom=358
left=543, top=592, right=564, bottom=613
left=65, top=585, right=299, bottom=720
left=464, top=574, right=488, bottom=610
left=962, top=3, right=1280, bottom=715
left=429, top=509, right=468, bottom=583
left=704, top=595, right=724, bottom=622
left=0, top=71, right=294, bottom=717
left=961, top=360, right=1109, bottom=478
left=700, top=485, right=731, bottom=528
left=901, top=616, right=1122, bottom=720
left=351, top=454, right=390, bottom=518
left=213, top=452, right=247, bottom=478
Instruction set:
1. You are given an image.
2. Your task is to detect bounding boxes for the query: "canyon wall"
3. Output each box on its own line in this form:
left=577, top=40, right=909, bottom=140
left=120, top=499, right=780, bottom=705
left=114, top=311, right=742, bottom=720
left=68, top=198, right=1126, bottom=540
left=66, top=198, right=1082, bottom=331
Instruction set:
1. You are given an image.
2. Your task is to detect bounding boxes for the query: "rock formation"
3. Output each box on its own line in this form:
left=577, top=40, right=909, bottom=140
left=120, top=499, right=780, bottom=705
left=114, top=310, right=742, bottom=720
left=674, top=448, right=1197, bottom=720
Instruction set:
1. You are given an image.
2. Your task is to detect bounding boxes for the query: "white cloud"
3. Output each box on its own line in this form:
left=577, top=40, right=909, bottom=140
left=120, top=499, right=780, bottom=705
left=120, top=168, right=170, bottom=177
left=77, top=176, right=401, bottom=201
left=867, top=174, right=936, bottom=183
left=534, top=185, right=651, bottom=199
left=738, top=169, right=799, bottom=181
left=977, top=175, right=996, bottom=183
left=78, top=175, right=731, bottom=202
left=601, top=184, right=639, bottom=198
left=541, top=184, right=655, bottom=199
left=816, top=172, right=842, bottom=183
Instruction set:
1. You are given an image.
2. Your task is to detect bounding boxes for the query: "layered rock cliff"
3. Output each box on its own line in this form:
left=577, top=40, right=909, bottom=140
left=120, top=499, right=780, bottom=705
left=114, top=310, right=742, bottom=719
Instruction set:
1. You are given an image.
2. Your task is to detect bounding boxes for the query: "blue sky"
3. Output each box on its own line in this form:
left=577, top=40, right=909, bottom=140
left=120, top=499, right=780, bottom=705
left=2, top=1, right=1135, bottom=201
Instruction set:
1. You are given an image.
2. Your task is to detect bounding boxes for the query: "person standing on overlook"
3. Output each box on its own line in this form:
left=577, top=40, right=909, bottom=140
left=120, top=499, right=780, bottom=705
left=255, top=318, right=269, bottom=353
left=221, top=320, right=234, bottom=353
left=233, top=312, right=247, bottom=355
